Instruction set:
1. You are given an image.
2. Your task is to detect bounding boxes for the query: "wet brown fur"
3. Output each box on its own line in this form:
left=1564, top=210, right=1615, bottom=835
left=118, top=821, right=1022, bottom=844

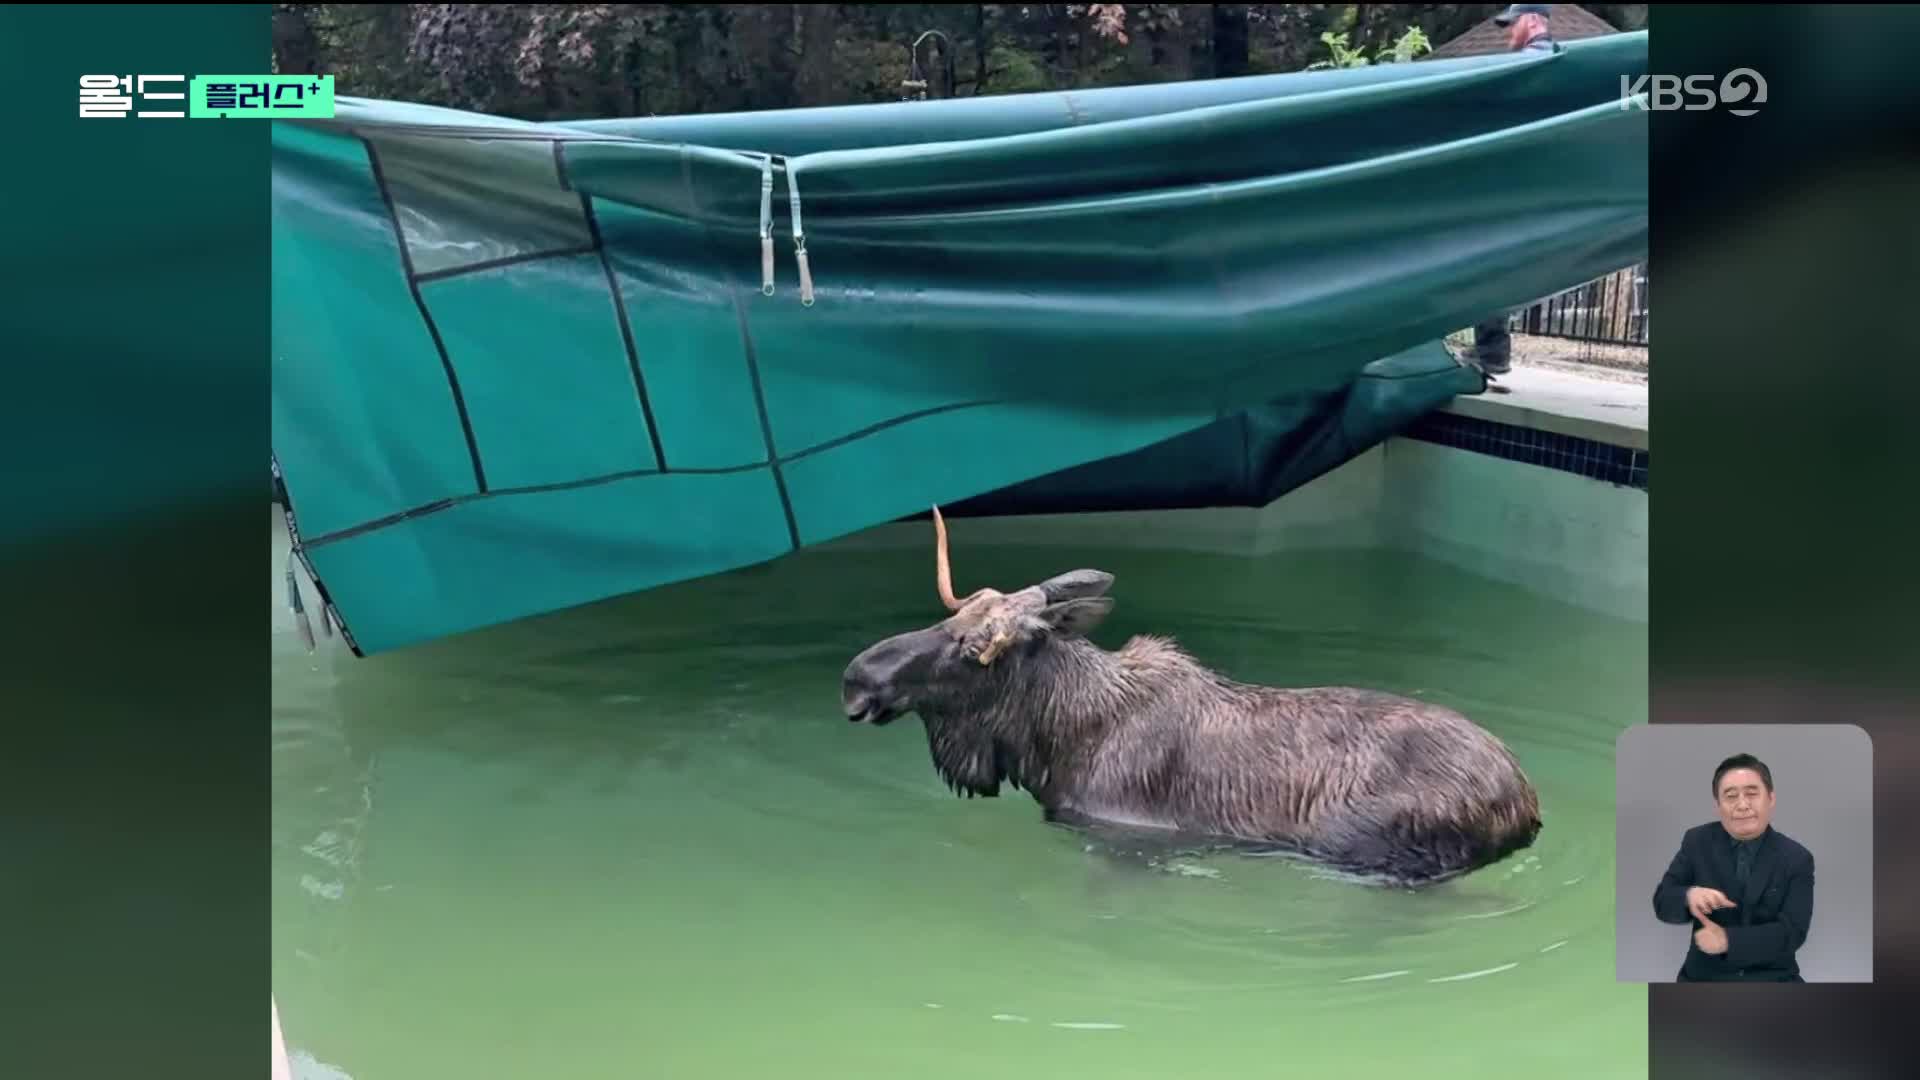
left=842, top=511, right=1544, bottom=886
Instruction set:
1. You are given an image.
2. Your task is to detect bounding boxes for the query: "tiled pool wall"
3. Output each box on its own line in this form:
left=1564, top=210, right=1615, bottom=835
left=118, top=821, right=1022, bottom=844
left=826, top=407, right=1649, bottom=624
left=1376, top=417, right=1647, bottom=623
left=1401, top=412, right=1647, bottom=492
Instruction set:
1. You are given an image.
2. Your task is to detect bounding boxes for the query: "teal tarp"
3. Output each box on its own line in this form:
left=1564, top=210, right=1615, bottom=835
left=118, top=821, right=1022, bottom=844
left=271, top=32, right=1648, bottom=656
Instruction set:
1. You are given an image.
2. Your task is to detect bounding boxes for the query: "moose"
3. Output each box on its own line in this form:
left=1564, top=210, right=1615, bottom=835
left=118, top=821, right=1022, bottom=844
left=841, top=508, right=1543, bottom=886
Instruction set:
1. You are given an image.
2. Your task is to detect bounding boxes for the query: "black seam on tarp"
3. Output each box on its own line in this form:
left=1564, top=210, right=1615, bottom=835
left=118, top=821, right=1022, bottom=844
left=289, top=349, right=1479, bottom=555
left=302, top=461, right=769, bottom=548
left=413, top=244, right=597, bottom=284
left=565, top=140, right=670, bottom=473
left=554, top=139, right=572, bottom=190
left=298, top=399, right=1004, bottom=550
left=362, top=136, right=489, bottom=493
left=778, top=399, right=1000, bottom=464
left=690, top=146, right=802, bottom=552
left=730, top=290, right=802, bottom=553
left=273, top=452, right=366, bottom=658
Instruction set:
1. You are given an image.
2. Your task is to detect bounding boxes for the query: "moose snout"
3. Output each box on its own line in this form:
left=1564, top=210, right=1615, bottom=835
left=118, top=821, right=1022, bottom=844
left=842, top=628, right=942, bottom=726
left=842, top=655, right=904, bottom=726
left=841, top=670, right=899, bottom=726
left=841, top=663, right=877, bottom=721
left=841, top=646, right=888, bottom=723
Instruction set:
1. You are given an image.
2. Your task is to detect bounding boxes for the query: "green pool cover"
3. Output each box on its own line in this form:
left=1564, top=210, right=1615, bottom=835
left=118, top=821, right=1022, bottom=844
left=272, top=32, right=1648, bottom=656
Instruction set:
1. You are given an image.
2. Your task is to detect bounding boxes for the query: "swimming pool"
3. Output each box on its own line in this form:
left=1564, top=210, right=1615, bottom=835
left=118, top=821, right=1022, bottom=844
left=272, top=421, right=1648, bottom=1079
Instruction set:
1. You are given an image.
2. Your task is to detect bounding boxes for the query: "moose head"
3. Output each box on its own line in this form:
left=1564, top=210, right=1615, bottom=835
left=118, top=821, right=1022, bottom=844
left=840, top=507, right=1116, bottom=728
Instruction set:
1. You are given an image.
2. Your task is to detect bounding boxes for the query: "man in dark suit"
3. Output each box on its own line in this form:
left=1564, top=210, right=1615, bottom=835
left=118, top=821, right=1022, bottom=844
left=1651, top=753, right=1816, bottom=981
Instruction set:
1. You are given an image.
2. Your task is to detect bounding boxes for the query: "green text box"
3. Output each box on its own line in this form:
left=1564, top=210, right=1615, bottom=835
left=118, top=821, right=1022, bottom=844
left=190, top=75, right=333, bottom=119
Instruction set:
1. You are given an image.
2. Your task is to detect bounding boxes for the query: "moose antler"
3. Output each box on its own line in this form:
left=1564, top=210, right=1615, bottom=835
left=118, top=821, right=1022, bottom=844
left=933, top=505, right=964, bottom=610
left=933, top=505, right=1015, bottom=614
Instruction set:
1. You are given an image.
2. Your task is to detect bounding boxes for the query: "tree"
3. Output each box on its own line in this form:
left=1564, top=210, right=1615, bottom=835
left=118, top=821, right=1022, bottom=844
left=272, top=5, right=1637, bottom=121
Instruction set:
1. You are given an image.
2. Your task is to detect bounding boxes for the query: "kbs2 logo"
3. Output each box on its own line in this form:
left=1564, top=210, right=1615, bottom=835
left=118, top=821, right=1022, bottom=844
left=1620, top=69, right=1767, bottom=117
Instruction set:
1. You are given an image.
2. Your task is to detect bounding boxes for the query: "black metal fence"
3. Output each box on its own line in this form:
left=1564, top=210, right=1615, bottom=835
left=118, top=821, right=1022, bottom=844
left=1510, top=262, right=1648, bottom=346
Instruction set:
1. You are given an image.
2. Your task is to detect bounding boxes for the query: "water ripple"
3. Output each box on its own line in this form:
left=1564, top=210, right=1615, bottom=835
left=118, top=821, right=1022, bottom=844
left=1458, top=901, right=1536, bottom=920
left=1339, top=970, right=1411, bottom=983
left=1427, top=962, right=1520, bottom=983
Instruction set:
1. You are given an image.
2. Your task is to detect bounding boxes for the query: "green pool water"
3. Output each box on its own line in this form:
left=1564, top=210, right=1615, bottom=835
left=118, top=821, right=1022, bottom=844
left=272, top=516, right=1647, bottom=1079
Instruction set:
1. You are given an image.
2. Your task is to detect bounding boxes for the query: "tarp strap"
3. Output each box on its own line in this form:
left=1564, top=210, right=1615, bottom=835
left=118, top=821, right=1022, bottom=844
left=758, top=155, right=775, bottom=297
left=786, top=158, right=814, bottom=307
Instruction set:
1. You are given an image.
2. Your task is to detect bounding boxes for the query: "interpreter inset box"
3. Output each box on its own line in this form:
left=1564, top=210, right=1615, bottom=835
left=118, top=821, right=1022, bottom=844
left=1614, top=724, right=1872, bottom=983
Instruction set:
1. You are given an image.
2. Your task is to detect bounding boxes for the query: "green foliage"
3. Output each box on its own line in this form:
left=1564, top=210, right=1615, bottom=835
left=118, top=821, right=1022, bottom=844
left=1308, top=31, right=1369, bottom=70
left=1307, top=27, right=1433, bottom=71
left=1386, top=28, right=1434, bottom=64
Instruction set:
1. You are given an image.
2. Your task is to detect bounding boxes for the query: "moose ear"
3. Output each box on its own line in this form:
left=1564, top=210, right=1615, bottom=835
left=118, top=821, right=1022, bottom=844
left=1040, top=597, right=1113, bottom=638
left=1038, top=569, right=1115, bottom=603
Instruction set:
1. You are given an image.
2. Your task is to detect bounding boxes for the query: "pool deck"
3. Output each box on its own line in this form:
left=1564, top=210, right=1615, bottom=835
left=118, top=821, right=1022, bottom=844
left=1443, top=363, right=1648, bottom=451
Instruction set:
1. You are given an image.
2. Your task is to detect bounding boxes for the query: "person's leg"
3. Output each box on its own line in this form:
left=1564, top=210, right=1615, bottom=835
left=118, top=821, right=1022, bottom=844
left=1473, top=313, right=1512, bottom=374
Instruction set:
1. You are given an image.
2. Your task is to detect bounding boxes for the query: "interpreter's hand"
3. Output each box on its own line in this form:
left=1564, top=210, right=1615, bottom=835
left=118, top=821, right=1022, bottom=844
left=1686, top=886, right=1736, bottom=922
left=1693, top=915, right=1729, bottom=956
